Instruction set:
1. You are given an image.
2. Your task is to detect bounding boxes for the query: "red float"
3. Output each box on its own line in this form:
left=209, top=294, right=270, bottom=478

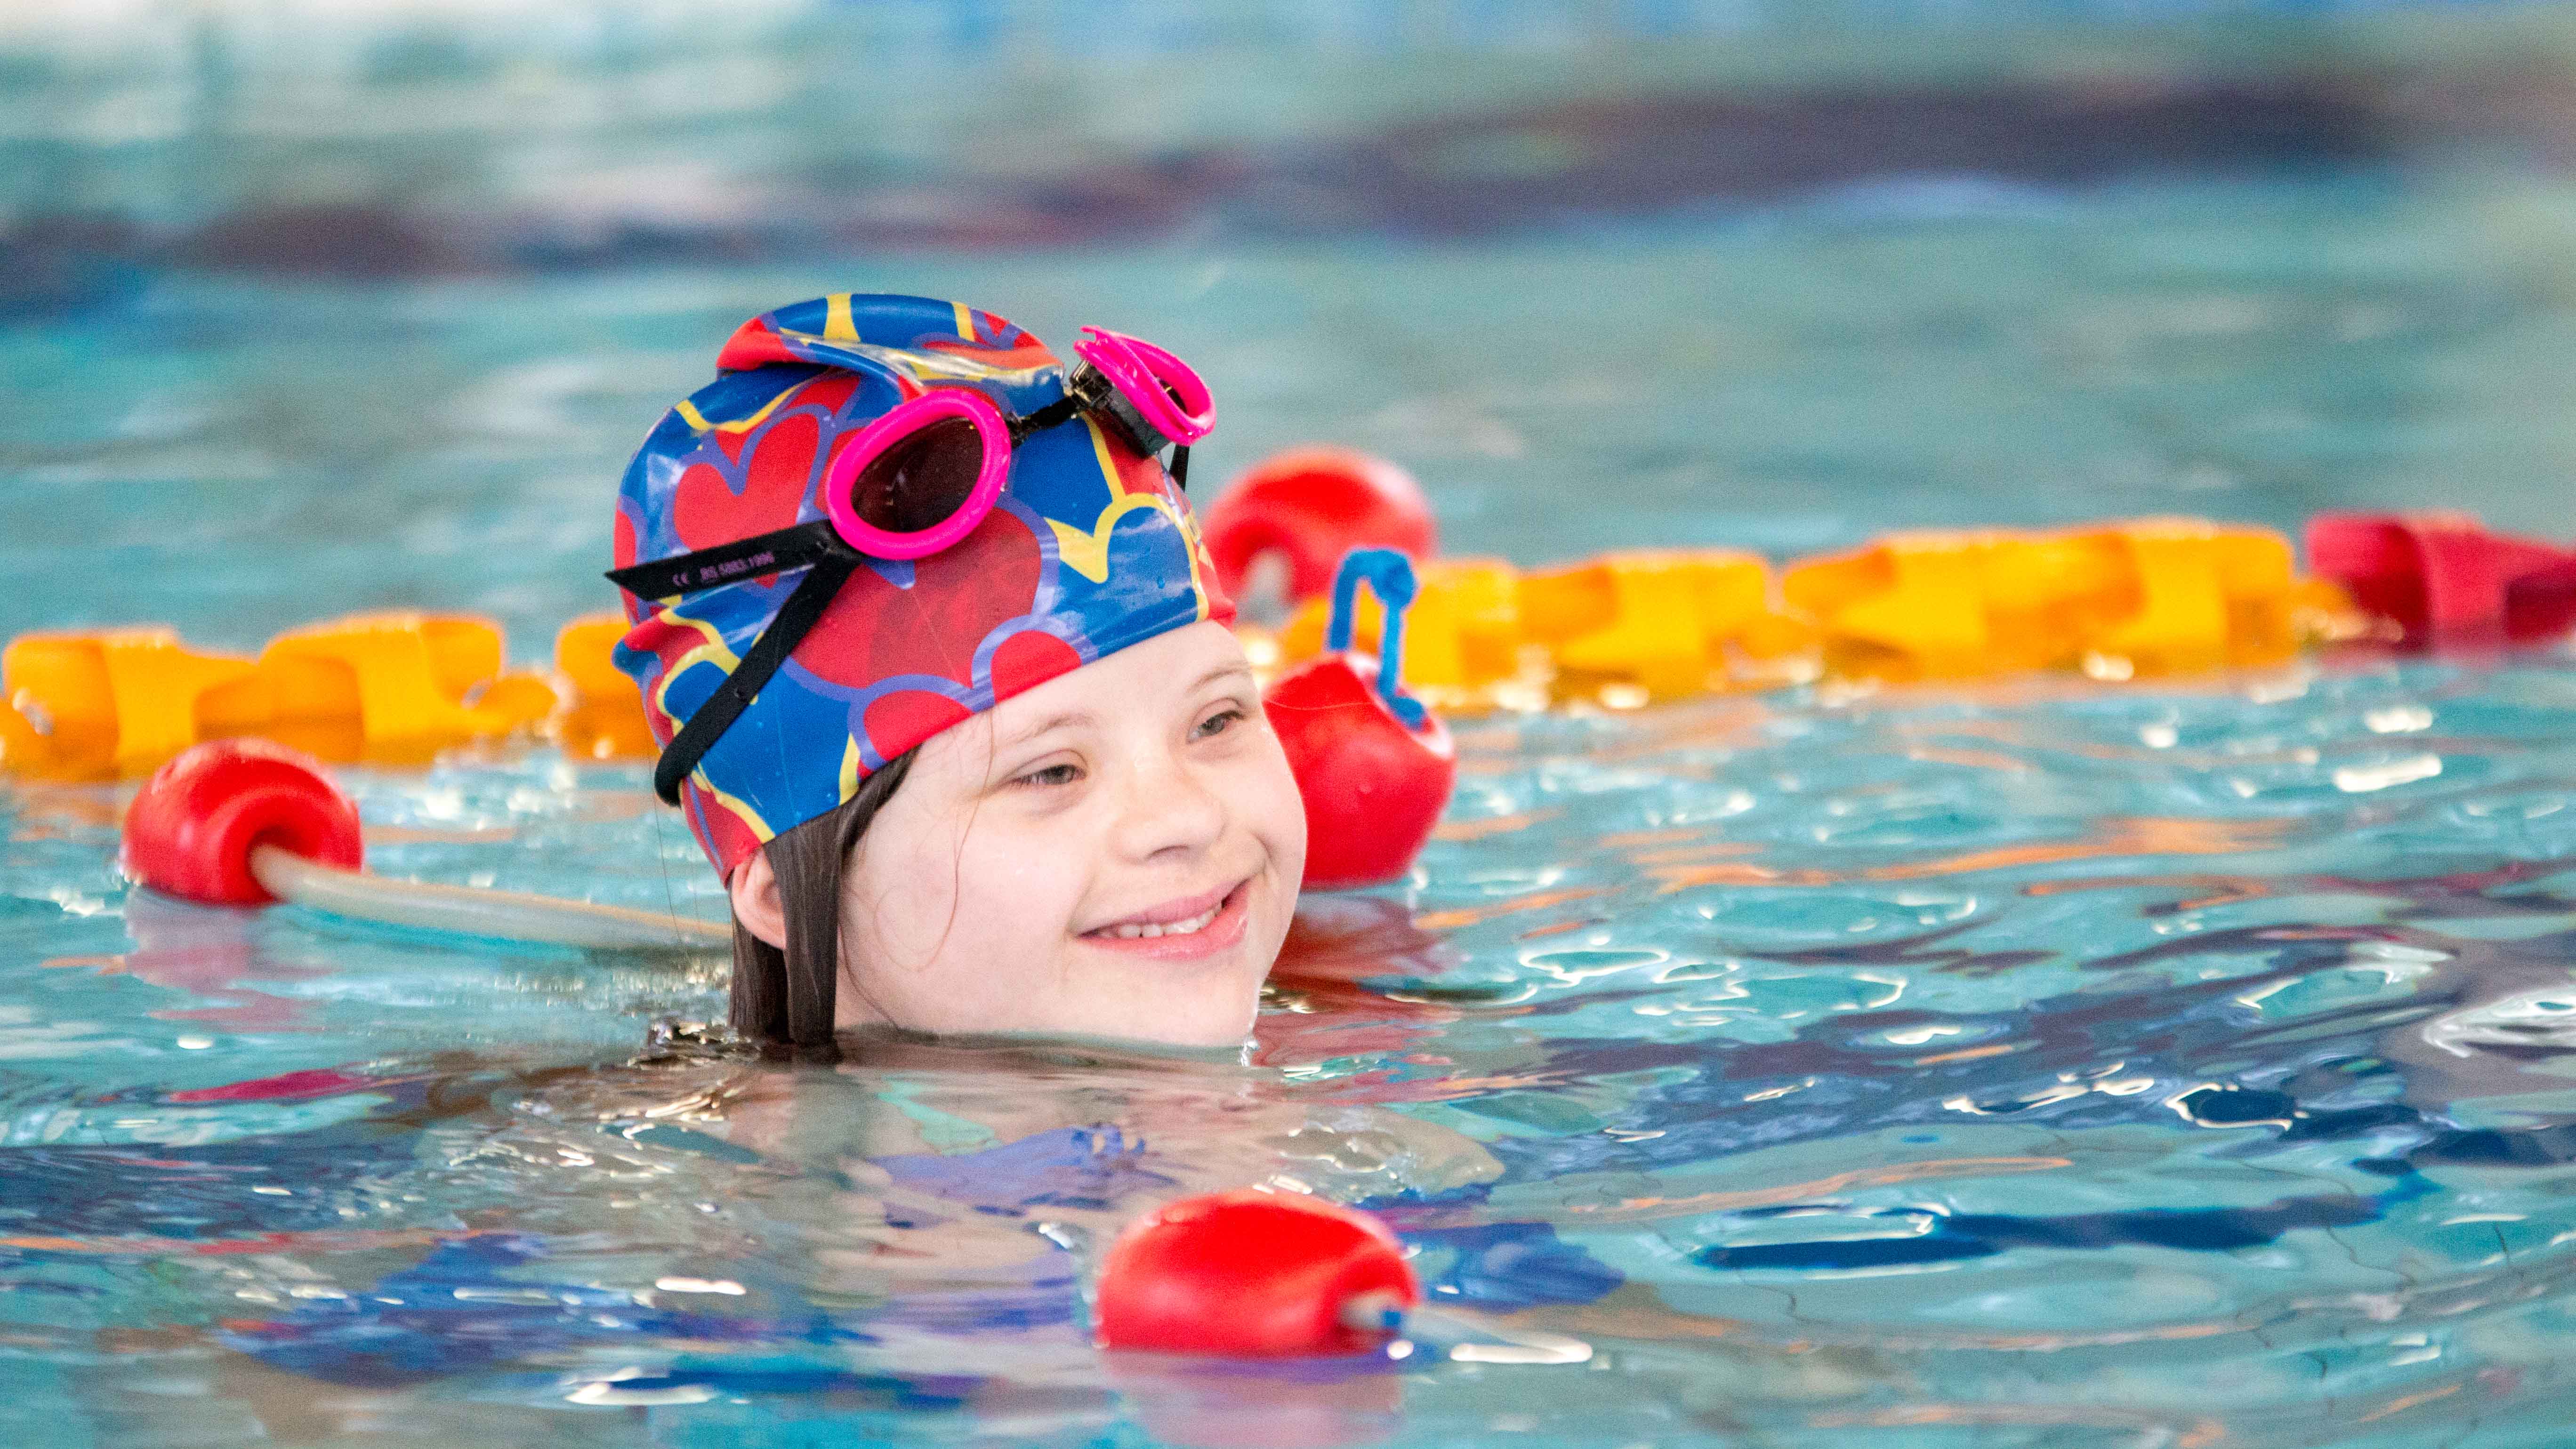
left=122, top=740, right=363, bottom=906
left=1265, top=550, right=1457, bottom=891
left=1202, top=447, right=1437, bottom=607
left=118, top=740, right=727, bottom=947
left=2307, top=512, right=2576, bottom=646
left=1094, top=1189, right=1419, bottom=1356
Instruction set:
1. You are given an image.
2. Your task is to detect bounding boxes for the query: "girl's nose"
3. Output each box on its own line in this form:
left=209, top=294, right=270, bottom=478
left=1109, top=746, right=1228, bottom=863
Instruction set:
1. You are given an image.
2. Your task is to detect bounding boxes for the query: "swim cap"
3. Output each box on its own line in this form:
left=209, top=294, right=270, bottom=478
left=611, top=293, right=1231, bottom=876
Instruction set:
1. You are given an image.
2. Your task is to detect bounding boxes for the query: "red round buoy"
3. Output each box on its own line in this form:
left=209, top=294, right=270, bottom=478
left=123, top=740, right=363, bottom=906
left=1095, top=1190, right=1418, bottom=1357
left=1266, top=549, right=1456, bottom=891
left=1267, top=653, right=1455, bottom=891
left=1203, top=447, right=1436, bottom=607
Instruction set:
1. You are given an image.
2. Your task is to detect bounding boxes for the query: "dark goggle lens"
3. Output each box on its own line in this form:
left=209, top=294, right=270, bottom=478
left=846, top=416, right=986, bottom=535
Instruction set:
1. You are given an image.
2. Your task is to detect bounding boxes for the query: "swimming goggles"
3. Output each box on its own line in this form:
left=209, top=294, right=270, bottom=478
left=605, top=328, right=1215, bottom=806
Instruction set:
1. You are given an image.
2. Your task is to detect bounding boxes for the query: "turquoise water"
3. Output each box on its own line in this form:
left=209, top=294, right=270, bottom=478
left=12, top=6, right=2576, bottom=1446
left=17, top=648, right=2576, bottom=1448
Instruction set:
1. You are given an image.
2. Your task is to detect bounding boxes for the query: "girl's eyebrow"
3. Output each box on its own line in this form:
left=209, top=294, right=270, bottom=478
left=998, top=709, right=1093, bottom=750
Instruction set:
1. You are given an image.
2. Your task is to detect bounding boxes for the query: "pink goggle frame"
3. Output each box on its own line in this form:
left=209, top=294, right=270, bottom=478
left=818, top=327, right=1214, bottom=561
left=1072, top=327, right=1216, bottom=453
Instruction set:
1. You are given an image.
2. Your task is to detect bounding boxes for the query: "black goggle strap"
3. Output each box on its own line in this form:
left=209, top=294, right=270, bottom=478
left=604, top=520, right=841, bottom=601
left=648, top=549, right=860, bottom=807
left=1010, top=393, right=1082, bottom=441
left=1053, top=362, right=1190, bottom=491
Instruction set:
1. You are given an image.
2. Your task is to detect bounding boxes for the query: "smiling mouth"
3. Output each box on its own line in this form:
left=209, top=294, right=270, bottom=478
left=1098, top=901, right=1225, bottom=940
left=1079, top=878, right=1253, bottom=951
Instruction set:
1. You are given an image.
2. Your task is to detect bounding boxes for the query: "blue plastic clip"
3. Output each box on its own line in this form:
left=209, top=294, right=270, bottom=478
left=1325, top=548, right=1428, bottom=731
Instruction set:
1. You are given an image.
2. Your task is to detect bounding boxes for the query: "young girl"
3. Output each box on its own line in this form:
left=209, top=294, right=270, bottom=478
left=141, top=299, right=1597, bottom=1434
left=609, top=293, right=1306, bottom=1051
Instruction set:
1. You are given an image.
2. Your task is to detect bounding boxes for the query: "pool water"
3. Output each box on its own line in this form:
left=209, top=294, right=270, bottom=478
left=10, top=7, right=2576, bottom=1446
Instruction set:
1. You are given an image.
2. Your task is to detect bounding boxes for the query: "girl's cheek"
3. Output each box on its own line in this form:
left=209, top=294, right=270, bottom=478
left=1241, top=736, right=1309, bottom=861
left=967, top=824, right=1076, bottom=919
left=938, top=807, right=1096, bottom=958
left=846, top=807, right=974, bottom=969
left=844, top=856, right=934, bottom=971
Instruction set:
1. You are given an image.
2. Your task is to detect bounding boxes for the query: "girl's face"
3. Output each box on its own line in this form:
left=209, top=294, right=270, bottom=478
left=830, top=620, right=1304, bottom=1046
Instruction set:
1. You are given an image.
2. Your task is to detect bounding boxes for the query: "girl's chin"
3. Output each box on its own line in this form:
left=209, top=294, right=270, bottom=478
left=858, top=971, right=1258, bottom=1046
left=876, top=1009, right=1256, bottom=1057
left=1054, top=942, right=1274, bottom=1038
left=840, top=908, right=1281, bottom=1045
left=1062, top=990, right=1259, bottom=1050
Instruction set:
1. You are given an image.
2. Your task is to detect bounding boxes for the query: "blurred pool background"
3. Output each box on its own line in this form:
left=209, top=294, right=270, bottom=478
left=11, top=0, right=2576, bottom=646
left=7, top=1, right=2576, bottom=1446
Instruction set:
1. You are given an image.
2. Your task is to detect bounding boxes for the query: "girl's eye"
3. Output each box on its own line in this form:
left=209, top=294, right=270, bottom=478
left=1012, top=762, right=1082, bottom=789
left=1192, top=707, right=1246, bottom=741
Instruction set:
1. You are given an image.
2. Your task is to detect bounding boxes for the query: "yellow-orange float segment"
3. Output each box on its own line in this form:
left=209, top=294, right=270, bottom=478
left=1543, top=552, right=1737, bottom=700
left=3, top=628, right=263, bottom=778
left=260, top=612, right=538, bottom=755
left=551, top=613, right=656, bottom=759
left=1782, top=532, right=1994, bottom=680
left=3, top=630, right=129, bottom=775
left=553, top=614, right=635, bottom=699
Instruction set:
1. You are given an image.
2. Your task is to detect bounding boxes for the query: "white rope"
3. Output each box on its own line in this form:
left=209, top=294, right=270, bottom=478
left=250, top=845, right=730, bottom=950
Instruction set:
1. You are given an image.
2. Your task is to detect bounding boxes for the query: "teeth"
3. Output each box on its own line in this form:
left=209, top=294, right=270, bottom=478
left=1104, top=902, right=1223, bottom=940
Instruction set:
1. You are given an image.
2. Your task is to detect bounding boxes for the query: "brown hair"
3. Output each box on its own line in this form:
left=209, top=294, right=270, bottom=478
left=730, top=749, right=915, bottom=1052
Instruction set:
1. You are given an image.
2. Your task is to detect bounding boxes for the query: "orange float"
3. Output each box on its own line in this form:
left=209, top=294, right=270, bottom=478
left=8, top=450, right=2537, bottom=783
left=1, top=613, right=556, bottom=779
